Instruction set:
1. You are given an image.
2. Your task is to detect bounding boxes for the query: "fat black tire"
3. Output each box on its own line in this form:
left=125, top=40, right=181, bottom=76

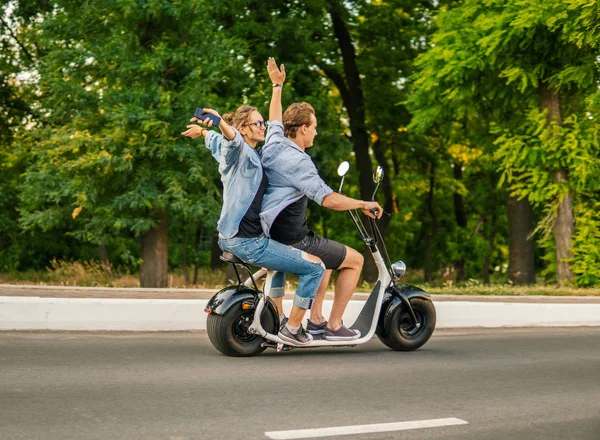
left=375, top=318, right=397, bottom=350
left=206, top=302, right=277, bottom=357
left=381, top=298, right=436, bottom=351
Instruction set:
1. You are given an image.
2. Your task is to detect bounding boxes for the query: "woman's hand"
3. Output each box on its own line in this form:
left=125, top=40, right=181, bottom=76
left=181, top=124, right=207, bottom=139
left=267, top=57, right=286, bottom=85
left=191, top=108, right=222, bottom=128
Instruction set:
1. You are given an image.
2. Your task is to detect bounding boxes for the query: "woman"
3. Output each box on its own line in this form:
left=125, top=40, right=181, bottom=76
left=181, top=59, right=323, bottom=346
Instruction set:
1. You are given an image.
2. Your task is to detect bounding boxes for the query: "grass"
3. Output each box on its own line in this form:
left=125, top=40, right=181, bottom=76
left=0, top=259, right=230, bottom=289
left=426, top=285, right=600, bottom=296
left=0, top=259, right=599, bottom=296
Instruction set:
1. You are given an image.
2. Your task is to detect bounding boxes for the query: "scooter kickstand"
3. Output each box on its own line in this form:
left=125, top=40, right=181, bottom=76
left=276, top=343, right=284, bottom=352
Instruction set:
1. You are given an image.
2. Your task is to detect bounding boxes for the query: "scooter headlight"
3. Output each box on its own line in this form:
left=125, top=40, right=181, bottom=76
left=391, top=261, right=407, bottom=279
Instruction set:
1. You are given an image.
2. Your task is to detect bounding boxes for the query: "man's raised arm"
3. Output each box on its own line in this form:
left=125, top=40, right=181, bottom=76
left=267, top=57, right=286, bottom=122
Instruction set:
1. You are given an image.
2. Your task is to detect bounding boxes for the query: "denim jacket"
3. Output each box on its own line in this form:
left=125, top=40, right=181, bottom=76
left=204, top=129, right=262, bottom=239
left=259, top=121, right=333, bottom=237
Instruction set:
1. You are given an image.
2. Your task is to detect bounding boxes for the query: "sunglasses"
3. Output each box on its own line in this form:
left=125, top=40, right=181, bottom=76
left=243, top=120, right=268, bottom=129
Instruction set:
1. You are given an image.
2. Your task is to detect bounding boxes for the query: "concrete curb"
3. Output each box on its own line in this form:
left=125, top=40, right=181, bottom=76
left=2, top=296, right=600, bottom=331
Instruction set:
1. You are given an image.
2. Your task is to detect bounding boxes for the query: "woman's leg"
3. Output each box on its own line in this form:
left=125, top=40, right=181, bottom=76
left=265, top=271, right=286, bottom=318
left=253, top=239, right=325, bottom=327
left=219, top=235, right=325, bottom=329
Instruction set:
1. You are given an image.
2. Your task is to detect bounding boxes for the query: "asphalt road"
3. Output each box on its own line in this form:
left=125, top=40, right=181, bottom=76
left=1, top=328, right=599, bottom=440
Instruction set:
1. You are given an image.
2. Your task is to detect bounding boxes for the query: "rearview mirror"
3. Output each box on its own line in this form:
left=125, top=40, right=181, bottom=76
left=337, top=161, right=350, bottom=177
left=373, top=166, right=384, bottom=183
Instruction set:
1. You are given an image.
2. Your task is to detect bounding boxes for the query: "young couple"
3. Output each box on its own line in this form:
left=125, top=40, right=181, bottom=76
left=182, top=58, right=382, bottom=346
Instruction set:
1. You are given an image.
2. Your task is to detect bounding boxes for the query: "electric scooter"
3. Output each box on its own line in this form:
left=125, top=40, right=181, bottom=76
left=205, top=162, right=436, bottom=356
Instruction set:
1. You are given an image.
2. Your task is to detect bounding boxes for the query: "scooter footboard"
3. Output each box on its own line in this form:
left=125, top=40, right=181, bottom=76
left=349, top=281, right=381, bottom=336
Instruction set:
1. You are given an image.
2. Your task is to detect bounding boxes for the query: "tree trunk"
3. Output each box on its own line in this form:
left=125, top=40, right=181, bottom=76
left=140, top=211, right=168, bottom=288
left=325, top=1, right=375, bottom=203
left=552, top=170, right=575, bottom=284
left=423, top=162, right=438, bottom=283
left=179, top=241, right=190, bottom=285
left=98, top=244, right=114, bottom=278
left=453, top=163, right=467, bottom=283
left=325, top=2, right=398, bottom=282
left=507, top=195, right=535, bottom=284
left=193, top=225, right=201, bottom=285
left=539, top=82, right=574, bottom=284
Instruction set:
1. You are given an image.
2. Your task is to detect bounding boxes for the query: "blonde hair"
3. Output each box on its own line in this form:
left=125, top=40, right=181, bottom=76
left=283, top=102, right=315, bottom=138
left=222, top=105, right=258, bottom=130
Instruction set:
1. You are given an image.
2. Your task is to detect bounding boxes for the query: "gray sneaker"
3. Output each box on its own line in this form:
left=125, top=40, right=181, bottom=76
left=278, top=324, right=313, bottom=346
left=324, top=324, right=361, bottom=341
left=306, top=319, right=328, bottom=335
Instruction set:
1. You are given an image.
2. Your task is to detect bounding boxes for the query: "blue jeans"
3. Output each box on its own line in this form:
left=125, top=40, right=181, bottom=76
left=218, top=234, right=325, bottom=309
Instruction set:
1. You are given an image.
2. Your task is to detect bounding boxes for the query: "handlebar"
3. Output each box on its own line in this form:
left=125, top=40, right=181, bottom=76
left=337, top=162, right=395, bottom=280
left=369, top=208, right=391, bottom=219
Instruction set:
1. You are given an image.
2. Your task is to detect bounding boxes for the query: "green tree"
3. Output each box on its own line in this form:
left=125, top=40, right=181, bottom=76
left=211, top=0, right=438, bottom=280
left=0, top=1, right=33, bottom=271
left=12, top=0, right=252, bottom=286
left=409, top=0, right=600, bottom=285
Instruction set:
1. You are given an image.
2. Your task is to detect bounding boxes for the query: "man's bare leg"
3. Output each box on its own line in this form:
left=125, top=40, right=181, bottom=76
left=309, top=270, right=332, bottom=324
left=328, top=247, right=364, bottom=330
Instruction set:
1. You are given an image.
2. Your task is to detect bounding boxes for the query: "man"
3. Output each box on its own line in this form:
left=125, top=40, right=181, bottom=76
left=261, top=59, right=382, bottom=341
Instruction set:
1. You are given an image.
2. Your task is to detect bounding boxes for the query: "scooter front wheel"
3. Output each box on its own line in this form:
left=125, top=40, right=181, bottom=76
left=380, top=298, right=436, bottom=351
left=207, top=303, right=277, bottom=357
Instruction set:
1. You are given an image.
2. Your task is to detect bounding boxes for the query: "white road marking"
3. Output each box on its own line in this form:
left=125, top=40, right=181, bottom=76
left=264, top=417, right=469, bottom=439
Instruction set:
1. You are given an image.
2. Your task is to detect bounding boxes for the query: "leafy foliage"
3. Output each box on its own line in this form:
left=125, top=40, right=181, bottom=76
left=408, top=0, right=600, bottom=286
left=1, top=0, right=599, bottom=287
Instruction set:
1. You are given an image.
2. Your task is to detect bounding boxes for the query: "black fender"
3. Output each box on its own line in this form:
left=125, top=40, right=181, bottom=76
left=377, top=284, right=432, bottom=338
left=204, top=284, right=279, bottom=324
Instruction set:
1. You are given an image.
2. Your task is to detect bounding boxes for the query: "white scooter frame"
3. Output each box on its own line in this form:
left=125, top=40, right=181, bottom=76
left=246, top=162, right=394, bottom=349
left=246, top=252, right=391, bottom=349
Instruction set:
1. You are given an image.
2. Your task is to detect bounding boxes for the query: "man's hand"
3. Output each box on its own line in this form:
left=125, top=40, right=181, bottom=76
left=181, top=124, right=206, bottom=139
left=191, top=108, right=222, bottom=128
left=361, top=201, right=383, bottom=219
left=267, top=57, right=286, bottom=85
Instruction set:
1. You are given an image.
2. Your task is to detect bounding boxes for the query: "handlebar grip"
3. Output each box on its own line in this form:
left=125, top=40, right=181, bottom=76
left=370, top=208, right=391, bottom=217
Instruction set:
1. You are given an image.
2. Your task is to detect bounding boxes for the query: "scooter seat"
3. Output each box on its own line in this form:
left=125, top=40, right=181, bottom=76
left=220, top=251, right=244, bottom=264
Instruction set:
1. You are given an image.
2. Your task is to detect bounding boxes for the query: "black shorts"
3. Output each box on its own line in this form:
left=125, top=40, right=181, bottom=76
left=290, top=231, right=347, bottom=270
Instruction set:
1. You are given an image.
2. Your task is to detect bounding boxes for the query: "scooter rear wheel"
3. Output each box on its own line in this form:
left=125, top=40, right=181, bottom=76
left=207, top=302, right=277, bottom=357
left=380, top=298, right=436, bottom=351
